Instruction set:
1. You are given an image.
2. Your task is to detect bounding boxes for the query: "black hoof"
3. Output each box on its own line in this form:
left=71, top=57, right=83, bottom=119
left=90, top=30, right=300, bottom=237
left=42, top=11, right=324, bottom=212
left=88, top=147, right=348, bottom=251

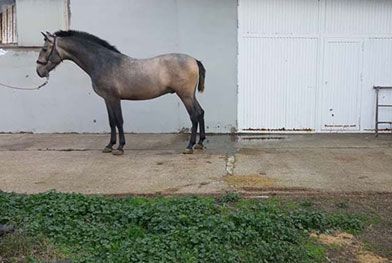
left=183, top=148, right=193, bottom=154
left=194, top=143, right=204, bottom=150
left=102, top=146, right=113, bottom=153
left=112, top=149, right=124, bottom=156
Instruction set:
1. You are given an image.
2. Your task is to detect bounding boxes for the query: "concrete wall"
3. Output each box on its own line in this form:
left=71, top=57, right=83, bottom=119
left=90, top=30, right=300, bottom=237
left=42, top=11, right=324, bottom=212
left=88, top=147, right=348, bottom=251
left=16, top=0, right=69, bottom=46
left=0, top=0, right=237, bottom=133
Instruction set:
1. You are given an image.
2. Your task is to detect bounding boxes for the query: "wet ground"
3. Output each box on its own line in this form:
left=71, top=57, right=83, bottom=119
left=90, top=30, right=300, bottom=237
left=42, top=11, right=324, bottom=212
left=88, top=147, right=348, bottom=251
left=0, top=133, right=391, bottom=195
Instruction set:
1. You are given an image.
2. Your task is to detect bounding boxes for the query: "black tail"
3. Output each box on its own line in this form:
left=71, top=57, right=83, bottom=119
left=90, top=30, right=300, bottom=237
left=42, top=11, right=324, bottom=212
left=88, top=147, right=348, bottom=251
left=196, top=60, right=206, bottom=93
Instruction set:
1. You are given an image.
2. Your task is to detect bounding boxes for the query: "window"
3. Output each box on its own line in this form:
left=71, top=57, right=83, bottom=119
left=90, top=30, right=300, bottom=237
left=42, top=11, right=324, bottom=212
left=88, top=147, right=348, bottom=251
left=0, top=0, right=69, bottom=47
left=0, top=0, right=16, bottom=44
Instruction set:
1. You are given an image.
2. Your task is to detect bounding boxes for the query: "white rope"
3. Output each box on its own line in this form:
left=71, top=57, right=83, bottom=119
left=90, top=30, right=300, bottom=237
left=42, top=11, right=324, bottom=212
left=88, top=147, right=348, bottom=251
left=0, top=77, right=49, bottom=90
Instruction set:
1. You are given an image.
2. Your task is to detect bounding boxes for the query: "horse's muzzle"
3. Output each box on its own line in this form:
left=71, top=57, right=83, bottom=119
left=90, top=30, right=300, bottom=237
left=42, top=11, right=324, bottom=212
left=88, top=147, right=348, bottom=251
left=36, top=67, right=48, bottom=78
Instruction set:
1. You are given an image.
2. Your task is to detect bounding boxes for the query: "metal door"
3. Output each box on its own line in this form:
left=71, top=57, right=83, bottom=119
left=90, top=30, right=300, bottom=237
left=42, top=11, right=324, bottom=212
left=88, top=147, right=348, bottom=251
left=321, top=40, right=362, bottom=131
left=238, top=0, right=320, bottom=132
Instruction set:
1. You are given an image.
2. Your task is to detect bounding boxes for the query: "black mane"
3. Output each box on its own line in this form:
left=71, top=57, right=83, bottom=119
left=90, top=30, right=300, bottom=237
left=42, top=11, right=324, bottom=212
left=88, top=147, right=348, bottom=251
left=54, top=30, right=121, bottom=54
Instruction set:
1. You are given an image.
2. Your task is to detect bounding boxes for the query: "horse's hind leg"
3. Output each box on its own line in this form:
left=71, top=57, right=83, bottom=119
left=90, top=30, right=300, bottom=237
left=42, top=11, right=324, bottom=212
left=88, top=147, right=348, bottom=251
left=194, top=99, right=206, bottom=150
left=181, top=96, right=199, bottom=154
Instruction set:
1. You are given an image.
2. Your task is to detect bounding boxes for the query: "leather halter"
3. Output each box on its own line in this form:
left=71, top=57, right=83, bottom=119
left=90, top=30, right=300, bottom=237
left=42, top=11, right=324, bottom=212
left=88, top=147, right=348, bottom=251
left=36, top=36, right=59, bottom=65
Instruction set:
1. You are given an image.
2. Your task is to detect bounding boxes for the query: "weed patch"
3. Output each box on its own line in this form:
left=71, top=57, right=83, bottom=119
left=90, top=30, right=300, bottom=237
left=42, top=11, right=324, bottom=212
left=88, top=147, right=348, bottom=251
left=0, top=192, right=367, bottom=262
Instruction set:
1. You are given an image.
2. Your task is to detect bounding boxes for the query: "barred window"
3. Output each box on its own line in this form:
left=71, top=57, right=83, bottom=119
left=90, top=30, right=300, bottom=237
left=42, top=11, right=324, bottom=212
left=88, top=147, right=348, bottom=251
left=0, top=0, right=17, bottom=44
left=0, top=0, right=69, bottom=47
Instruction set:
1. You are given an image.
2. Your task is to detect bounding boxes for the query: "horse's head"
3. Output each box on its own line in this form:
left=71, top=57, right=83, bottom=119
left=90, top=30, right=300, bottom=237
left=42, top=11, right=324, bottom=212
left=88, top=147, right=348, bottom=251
left=36, top=32, right=62, bottom=78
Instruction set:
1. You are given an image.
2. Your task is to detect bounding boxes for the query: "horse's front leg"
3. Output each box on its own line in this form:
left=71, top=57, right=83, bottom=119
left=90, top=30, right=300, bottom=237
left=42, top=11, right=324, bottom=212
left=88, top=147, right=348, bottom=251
left=111, top=100, right=126, bottom=156
left=103, top=100, right=117, bottom=153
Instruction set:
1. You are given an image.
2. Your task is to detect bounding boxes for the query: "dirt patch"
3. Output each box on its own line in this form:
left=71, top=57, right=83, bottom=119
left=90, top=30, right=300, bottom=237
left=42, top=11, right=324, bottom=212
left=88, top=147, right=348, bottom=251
left=358, top=253, right=389, bottom=263
left=225, top=175, right=277, bottom=189
left=283, top=194, right=392, bottom=260
left=0, top=231, right=66, bottom=262
left=311, top=232, right=388, bottom=263
left=311, top=232, right=355, bottom=246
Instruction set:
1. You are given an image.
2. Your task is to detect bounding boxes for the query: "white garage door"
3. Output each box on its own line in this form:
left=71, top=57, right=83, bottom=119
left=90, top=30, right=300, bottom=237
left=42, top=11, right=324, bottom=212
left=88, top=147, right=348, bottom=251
left=238, top=0, right=392, bottom=132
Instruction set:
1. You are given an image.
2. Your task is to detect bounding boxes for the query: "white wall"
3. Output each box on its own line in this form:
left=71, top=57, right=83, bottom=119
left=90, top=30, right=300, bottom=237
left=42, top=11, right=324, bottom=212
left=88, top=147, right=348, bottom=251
left=16, top=0, right=68, bottom=46
left=0, top=0, right=238, bottom=133
left=238, top=0, right=392, bottom=132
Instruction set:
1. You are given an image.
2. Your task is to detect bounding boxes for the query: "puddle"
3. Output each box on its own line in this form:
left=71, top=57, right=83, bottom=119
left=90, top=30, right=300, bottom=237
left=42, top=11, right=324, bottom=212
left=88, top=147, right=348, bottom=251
left=237, top=135, right=289, bottom=147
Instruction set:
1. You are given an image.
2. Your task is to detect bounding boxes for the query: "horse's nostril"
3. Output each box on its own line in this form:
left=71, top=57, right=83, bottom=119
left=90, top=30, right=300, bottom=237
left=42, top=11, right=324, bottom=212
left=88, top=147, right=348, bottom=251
left=36, top=68, right=44, bottom=78
left=36, top=60, right=46, bottom=65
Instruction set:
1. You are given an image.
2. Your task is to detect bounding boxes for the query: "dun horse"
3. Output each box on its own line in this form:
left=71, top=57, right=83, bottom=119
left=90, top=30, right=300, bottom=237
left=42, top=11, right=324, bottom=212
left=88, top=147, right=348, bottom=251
left=36, top=30, right=206, bottom=155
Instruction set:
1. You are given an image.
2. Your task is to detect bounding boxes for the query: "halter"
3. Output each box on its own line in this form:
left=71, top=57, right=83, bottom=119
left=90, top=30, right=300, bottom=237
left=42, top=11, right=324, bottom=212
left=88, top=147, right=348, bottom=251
left=36, top=36, right=59, bottom=65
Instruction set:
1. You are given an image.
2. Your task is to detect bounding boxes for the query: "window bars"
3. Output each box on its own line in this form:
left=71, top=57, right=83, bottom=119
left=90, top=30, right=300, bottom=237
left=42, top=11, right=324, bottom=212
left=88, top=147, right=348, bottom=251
left=0, top=2, right=17, bottom=44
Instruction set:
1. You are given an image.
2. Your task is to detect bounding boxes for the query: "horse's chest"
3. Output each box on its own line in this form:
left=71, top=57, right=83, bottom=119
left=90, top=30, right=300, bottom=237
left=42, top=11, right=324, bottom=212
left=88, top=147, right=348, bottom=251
left=92, top=84, right=118, bottom=99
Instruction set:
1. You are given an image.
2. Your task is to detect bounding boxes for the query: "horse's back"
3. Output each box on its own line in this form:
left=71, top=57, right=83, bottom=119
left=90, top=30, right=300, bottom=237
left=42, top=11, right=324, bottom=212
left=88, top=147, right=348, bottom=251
left=153, top=53, right=199, bottom=92
left=139, top=53, right=197, bottom=72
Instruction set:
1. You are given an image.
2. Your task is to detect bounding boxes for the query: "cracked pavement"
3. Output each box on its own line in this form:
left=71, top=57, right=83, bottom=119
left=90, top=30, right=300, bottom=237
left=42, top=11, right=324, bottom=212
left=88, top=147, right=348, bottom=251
left=0, top=133, right=391, bottom=195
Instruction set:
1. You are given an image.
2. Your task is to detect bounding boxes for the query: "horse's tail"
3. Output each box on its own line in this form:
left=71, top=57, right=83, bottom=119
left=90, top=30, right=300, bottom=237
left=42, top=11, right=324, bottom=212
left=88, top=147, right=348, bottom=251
left=196, top=60, right=206, bottom=93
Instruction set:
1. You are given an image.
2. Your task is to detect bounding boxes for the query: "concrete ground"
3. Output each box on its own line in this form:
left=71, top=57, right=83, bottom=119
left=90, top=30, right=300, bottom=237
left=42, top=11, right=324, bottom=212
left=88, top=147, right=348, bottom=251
left=0, top=133, right=391, bottom=195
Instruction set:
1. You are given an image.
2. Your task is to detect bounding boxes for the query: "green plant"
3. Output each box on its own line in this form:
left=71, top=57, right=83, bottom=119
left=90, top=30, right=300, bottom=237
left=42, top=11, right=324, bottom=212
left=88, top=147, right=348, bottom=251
left=218, top=192, right=241, bottom=204
left=0, top=192, right=367, bottom=262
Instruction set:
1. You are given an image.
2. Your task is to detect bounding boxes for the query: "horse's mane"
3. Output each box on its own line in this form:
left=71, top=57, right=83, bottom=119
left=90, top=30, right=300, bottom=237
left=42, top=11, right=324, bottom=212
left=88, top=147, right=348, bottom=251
left=54, top=30, right=121, bottom=54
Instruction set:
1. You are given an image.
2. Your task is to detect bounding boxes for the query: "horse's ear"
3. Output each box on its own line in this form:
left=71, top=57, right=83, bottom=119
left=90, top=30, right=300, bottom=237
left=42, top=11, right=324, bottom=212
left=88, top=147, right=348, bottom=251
left=41, top=32, right=48, bottom=40
left=42, top=31, right=54, bottom=43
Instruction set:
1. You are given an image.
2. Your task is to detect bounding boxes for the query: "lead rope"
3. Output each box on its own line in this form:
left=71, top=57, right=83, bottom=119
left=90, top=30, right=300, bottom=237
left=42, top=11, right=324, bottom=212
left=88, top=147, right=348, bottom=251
left=0, top=76, right=49, bottom=90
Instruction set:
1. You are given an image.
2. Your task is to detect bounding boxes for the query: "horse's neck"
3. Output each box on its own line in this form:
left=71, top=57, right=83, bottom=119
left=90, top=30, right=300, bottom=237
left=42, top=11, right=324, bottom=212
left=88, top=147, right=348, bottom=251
left=58, top=37, right=112, bottom=76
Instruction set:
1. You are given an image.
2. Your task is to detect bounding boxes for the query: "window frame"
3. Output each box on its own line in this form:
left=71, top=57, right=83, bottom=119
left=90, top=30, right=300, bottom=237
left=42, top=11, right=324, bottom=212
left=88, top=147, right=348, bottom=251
left=0, top=0, right=70, bottom=48
left=0, top=1, right=17, bottom=47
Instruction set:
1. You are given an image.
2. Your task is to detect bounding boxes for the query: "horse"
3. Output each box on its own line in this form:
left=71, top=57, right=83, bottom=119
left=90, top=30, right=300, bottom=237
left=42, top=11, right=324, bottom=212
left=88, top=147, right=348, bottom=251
left=36, top=30, right=206, bottom=155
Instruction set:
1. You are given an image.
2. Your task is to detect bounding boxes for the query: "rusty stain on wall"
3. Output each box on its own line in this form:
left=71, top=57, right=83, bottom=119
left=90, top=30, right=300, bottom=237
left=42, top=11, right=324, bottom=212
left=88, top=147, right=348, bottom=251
left=243, top=128, right=314, bottom=132
left=324, top=124, right=356, bottom=128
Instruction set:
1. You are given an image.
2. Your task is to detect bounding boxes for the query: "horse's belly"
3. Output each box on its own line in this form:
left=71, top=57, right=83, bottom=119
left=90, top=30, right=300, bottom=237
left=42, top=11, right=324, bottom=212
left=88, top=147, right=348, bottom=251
left=120, top=86, right=172, bottom=100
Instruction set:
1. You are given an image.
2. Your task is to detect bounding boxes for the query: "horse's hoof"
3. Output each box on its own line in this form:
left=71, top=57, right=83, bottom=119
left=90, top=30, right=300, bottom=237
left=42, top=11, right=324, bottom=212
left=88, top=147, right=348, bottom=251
left=194, top=144, right=204, bottom=150
left=102, top=146, right=112, bottom=153
left=183, top=148, right=193, bottom=154
left=112, top=149, right=124, bottom=156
